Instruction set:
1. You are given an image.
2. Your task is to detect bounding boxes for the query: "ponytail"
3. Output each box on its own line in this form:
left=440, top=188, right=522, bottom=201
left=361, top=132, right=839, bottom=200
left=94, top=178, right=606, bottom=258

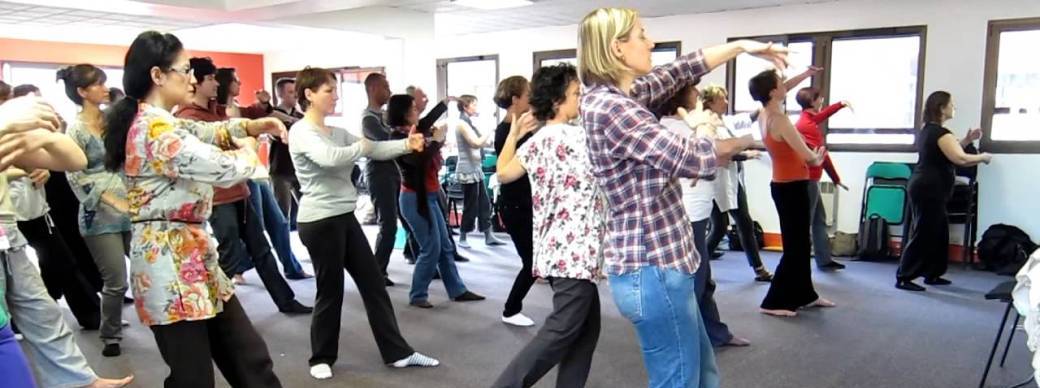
left=103, top=30, right=183, bottom=171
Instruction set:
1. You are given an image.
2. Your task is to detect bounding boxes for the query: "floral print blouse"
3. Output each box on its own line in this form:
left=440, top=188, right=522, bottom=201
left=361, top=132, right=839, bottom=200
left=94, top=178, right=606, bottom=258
left=66, top=118, right=132, bottom=236
left=124, top=104, right=257, bottom=326
left=516, top=123, right=607, bottom=281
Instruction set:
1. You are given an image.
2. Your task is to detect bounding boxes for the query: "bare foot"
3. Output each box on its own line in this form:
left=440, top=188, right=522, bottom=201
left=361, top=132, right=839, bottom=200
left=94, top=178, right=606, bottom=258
left=89, top=375, right=134, bottom=388
left=760, top=308, right=797, bottom=317
left=806, top=298, right=836, bottom=308
left=724, top=336, right=751, bottom=347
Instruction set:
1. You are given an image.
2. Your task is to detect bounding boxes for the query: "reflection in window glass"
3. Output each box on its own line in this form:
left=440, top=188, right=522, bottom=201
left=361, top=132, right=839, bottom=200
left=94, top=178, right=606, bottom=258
left=651, top=49, right=678, bottom=67
left=991, top=29, right=1040, bottom=141
left=3, top=63, right=123, bottom=124
left=826, top=132, right=915, bottom=145
left=446, top=59, right=499, bottom=154
left=828, top=35, right=919, bottom=134
left=733, top=41, right=814, bottom=112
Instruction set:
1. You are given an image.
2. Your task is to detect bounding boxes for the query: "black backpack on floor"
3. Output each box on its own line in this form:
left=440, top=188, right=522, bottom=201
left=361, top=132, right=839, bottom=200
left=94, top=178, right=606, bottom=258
left=978, top=224, right=1037, bottom=275
left=858, top=214, right=891, bottom=261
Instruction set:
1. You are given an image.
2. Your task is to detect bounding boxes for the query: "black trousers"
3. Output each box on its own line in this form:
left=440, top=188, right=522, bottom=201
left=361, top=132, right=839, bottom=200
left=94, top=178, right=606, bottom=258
left=492, top=278, right=600, bottom=388
left=897, top=179, right=951, bottom=281
left=692, top=220, right=734, bottom=346
left=500, top=203, right=534, bottom=317
left=460, top=181, right=492, bottom=233
left=209, top=200, right=296, bottom=311
left=150, top=296, right=282, bottom=388
left=298, top=212, right=414, bottom=366
left=706, top=184, right=765, bottom=270
left=761, top=181, right=819, bottom=311
left=368, top=171, right=402, bottom=276
left=45, top=171, right=103, bottom=292
left=271, top=174, right=301, bottom=229
left=17, top=214, right=101, bottom=330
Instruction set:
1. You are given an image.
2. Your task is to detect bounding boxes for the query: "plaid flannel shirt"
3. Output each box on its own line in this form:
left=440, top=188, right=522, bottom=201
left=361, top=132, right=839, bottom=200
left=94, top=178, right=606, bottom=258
left=582, top=50, right=718, bottom=275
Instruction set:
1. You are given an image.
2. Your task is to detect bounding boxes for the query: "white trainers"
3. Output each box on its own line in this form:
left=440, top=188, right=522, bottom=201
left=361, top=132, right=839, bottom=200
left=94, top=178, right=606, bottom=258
left=310, top=363, right=333, bottom=380
left=502, top=313, right=535, bottom=327
left=14, top=333, right=24, bottom=341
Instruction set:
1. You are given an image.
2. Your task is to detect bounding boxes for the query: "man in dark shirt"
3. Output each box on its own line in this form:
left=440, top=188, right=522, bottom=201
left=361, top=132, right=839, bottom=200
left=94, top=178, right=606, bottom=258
left=271, top=78, right=303, bottom=230
left=362, top=73, right=405, bottom=285
left=176, top=58, right=311, bottom=315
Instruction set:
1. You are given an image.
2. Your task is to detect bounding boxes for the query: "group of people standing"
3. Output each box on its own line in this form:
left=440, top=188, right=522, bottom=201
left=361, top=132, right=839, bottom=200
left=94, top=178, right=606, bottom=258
left=0, top=5, right=992, bottom=388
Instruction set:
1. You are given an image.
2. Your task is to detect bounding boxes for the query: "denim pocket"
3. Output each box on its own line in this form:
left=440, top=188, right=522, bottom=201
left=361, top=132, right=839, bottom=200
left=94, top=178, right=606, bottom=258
left=609, top=271, right=643, bottom=323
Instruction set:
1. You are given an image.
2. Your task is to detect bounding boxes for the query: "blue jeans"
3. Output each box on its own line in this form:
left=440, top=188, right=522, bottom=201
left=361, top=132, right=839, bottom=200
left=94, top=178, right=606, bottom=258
left=248, top=179, right=305, bottom=277
left=399, top=192, right=467, bottom=303
left=2, top=248, right=97, bottom=388
left=609, top=266, right=719, bottom=388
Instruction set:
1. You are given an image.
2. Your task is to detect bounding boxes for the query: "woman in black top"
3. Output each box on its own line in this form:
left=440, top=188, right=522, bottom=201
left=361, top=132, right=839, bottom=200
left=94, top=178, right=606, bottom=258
left=896, top=91, right=991, bottom=291
left=492, top=76, right=537, bottom=327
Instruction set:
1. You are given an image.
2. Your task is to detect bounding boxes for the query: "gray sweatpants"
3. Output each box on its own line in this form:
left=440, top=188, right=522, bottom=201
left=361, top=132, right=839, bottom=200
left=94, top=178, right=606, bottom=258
left=83, top=232, right=131, bottom=345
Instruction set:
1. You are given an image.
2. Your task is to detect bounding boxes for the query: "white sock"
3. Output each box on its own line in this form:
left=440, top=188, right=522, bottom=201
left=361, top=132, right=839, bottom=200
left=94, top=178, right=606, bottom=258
left=392, top=352, right=440, bottom=368
left=310, top=363, right=333, bottom=380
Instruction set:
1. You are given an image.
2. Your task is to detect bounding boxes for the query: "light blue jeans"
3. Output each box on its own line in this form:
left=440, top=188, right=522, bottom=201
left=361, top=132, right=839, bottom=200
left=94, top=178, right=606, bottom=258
left=2, top=248, right=97, bottom=388
left=247, top=179, right=305, bottom=277
left=399, top=192, right=467, bottom=303
left=609, top=266, right=720, bottom=388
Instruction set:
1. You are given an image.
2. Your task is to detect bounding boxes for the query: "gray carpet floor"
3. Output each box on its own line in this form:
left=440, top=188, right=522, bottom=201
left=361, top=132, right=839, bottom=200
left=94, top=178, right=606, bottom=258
left=55, top=227, right=1033, bottom=388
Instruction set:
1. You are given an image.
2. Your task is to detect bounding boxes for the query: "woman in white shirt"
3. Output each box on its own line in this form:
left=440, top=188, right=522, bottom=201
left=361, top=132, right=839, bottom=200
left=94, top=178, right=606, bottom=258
left=493, top=63, right=607, bottom=388
left=659, top=84, right=751, bottom=348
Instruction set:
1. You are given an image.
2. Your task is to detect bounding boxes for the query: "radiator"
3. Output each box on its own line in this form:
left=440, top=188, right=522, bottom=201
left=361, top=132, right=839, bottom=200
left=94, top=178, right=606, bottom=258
left=819, top=181, right=839, bottom=232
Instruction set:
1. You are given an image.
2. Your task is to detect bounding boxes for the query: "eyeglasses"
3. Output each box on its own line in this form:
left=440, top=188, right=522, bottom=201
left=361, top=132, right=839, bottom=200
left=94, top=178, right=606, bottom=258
left=167, top=65, right=192, bottom=77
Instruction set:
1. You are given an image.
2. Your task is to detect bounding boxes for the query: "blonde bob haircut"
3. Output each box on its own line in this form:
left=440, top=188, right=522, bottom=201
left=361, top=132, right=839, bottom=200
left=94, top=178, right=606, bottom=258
left=578, top=7, right=639, bottom=87
left=700, top=85, right=728, bottom=105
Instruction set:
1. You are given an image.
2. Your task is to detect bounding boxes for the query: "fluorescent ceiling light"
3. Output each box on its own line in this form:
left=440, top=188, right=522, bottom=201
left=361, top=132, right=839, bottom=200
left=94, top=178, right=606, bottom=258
left=452, top=0, right=533, bottom=10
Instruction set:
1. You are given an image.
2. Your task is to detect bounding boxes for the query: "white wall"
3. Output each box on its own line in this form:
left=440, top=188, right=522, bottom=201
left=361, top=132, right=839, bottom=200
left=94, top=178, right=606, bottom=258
left=430, top=0, right=1040, bottom=239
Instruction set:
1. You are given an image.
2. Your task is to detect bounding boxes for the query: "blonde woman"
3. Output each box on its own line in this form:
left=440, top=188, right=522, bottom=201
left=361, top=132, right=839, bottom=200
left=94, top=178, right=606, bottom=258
left=578, top=7, right=784, bottom=387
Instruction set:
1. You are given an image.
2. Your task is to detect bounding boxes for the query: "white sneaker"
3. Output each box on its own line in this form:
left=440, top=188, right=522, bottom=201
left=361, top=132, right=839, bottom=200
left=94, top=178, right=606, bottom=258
left=502, top=313, right=535, bottom=327
left=14, top=333, right=24, bottom=341
left=121, top=320, right=131, bottom=327
left=310, top=363, right=333, bottom=380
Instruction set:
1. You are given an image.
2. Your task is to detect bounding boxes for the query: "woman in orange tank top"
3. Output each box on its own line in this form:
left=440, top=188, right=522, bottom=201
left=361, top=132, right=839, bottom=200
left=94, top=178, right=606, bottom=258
left=748, top=69, right=834, bottom=317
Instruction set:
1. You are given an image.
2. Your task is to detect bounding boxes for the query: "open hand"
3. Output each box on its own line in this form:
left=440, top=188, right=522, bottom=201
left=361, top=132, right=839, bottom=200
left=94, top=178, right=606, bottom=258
left=255, top=90, right=272, bottom=105
left=966, top=128, right=983, bottom=142
left=740, top=40, right=790, bottom=69
left=232, top=136, right=258, bottom=152
left=29, top=169, right=50, bottom=188
left=809, top=146, right=827, bottom=167
left=510, top=112, right=539, bottom=138
left=248, top=117, right=288, bottom=143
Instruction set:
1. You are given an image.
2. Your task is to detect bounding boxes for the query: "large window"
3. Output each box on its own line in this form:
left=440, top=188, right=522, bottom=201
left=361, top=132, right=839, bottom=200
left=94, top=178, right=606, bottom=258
left=532, top=41, right=682, bottom=73
left=727, top=26, right=926, bottom=151
left=270, top=67, right=383, bottom=136
left=2, top=62, right=124, bottom=124
left=981, top=18, right=1040, bottom=153
left=437, top=55, right=500, bottom=155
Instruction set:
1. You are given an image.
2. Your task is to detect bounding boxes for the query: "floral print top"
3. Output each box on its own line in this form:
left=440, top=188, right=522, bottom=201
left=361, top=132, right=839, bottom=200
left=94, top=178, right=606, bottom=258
left=124, top=104, right=257, bottom=326
left=516, top=123, right=607, bottom=281
left=66, top=118, right=132, bottom=236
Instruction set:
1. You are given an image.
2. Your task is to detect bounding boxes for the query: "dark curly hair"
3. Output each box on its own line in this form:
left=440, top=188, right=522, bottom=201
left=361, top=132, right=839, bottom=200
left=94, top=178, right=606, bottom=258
left=529, top=63, right=579, bottom=121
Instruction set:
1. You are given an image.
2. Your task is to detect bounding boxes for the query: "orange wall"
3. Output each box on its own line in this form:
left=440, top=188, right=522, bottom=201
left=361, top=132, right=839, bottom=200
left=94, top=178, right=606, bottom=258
left=0, top=38, right=264, bottom=105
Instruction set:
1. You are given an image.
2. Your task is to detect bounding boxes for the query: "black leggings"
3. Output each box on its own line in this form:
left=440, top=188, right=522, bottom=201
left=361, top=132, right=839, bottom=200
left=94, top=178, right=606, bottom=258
left=706, top=184, right=765, bottom=270
left=461, top=180, right=492, bottom=233
left=761, top=181, right=819, bottom=311
left=298, top=212, right=414, bottom=366
left=500, top=204, right=534, bottom=317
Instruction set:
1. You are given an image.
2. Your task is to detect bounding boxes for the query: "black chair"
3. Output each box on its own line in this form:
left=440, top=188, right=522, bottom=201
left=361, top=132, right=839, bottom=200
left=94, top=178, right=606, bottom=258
left=980, top=280, right=1022, bottom=388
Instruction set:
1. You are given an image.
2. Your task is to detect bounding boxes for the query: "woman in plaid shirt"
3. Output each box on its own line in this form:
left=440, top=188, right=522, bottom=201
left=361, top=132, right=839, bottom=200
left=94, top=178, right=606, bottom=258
left=578, top=7, right=786, bottom=388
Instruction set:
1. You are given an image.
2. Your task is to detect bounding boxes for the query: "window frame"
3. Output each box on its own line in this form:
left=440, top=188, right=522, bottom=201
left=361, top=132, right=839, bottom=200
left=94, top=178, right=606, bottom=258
left=436, top=54, right=501, bottom=126
left=531, top=41, right=682, bottom=73
left=980, top=17, right=1040, bottom=153
left=269, top=66, right=384, bottom=113
left=726, top=26, right=927, bottom=152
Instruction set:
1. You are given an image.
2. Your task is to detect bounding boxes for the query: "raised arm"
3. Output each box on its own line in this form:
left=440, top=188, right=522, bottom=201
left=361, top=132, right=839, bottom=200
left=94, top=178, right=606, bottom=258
left=418, top=101, right=449, bottom=133
left=12, top=130, right=88, bottom=172
left=339, top=126, right=413, bottom=161
left=812, top=102, right=847, bottom=124
left=496, top=113, right=537, bottom=184
left=938, top=133, right=991, bottom=167
left=783, top=66, right=821, bottom=92
left=291, top=127, right=372, bottom=169
left=152, top=128, right=257, bottom=187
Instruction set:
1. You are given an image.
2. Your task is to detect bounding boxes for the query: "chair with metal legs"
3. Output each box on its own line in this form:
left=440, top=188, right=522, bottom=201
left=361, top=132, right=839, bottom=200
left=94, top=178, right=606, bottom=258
left=980, top=280, right=1021, bottom=388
